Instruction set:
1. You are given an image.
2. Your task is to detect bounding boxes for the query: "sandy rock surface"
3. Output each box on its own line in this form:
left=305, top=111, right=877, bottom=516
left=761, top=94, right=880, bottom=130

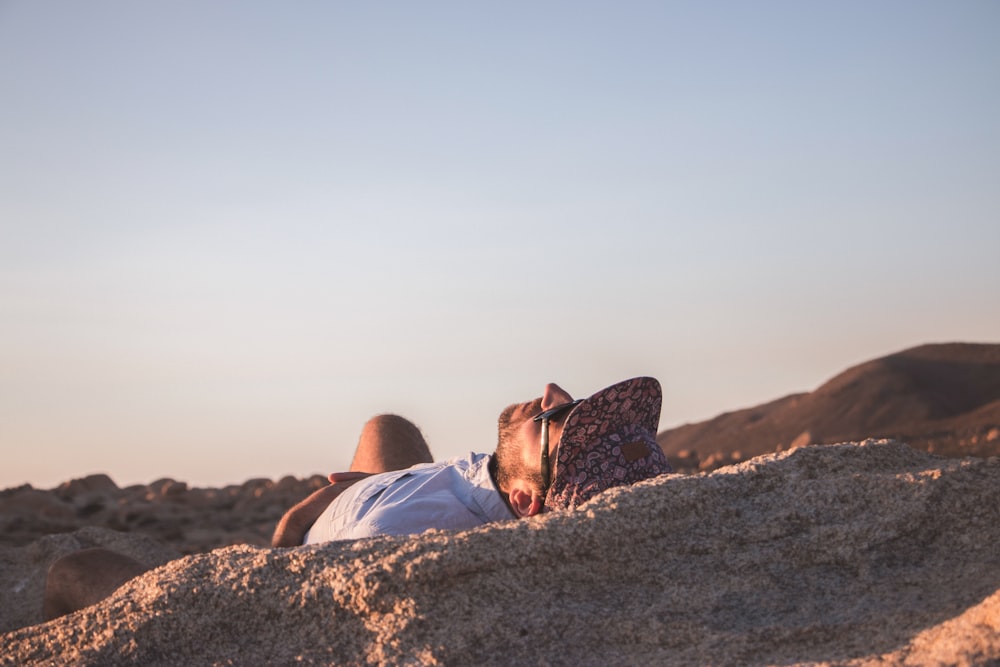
left=0, top=527, right=179, bottom=635
left=2, top=440, right=998, bottom=666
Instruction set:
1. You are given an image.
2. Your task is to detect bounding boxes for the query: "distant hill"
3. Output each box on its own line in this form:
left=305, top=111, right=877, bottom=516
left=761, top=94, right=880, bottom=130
left=657, top=342, right=1000, bottom=473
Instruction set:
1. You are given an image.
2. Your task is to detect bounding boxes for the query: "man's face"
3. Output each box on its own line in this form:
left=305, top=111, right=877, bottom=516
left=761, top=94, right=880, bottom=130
left=496, top=383, right=576, bottom=488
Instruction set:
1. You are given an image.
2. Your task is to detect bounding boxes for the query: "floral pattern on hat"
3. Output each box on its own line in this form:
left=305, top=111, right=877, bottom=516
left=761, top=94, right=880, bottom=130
left=545, top=377, right=673, bottom=511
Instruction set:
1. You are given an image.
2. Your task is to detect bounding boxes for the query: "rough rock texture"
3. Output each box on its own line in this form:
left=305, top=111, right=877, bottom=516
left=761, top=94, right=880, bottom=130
left=3, top=440, right=998, bottom=666
left=0, top=526, right=179, bottom=635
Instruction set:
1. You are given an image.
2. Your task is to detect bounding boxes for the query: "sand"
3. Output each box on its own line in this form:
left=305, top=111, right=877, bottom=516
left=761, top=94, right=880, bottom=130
left=2, top=439, right=998, bottom=666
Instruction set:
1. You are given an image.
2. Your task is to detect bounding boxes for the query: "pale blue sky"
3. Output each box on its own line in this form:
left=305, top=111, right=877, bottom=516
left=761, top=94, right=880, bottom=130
left=2, top=1, right=998, bottom=489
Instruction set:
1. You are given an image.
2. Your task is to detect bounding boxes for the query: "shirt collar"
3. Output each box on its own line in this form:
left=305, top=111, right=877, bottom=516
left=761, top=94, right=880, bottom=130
left=466, top=453, right=515, bottom=522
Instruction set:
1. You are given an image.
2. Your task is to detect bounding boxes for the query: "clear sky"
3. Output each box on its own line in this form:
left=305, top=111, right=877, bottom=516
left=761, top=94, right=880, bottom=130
left=2, top=1, right=998, bottom=490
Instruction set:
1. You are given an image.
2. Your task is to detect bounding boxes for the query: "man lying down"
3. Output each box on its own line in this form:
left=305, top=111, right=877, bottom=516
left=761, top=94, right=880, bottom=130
left=43, top=377, right=673, bottom=619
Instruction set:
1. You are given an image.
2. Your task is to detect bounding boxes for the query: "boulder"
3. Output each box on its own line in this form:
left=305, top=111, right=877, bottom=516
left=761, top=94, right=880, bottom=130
left=0, top=526, right=178, bottom=635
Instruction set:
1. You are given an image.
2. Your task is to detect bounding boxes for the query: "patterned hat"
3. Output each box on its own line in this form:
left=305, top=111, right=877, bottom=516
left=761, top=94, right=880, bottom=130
left=545, top=377, right=673, bottom=511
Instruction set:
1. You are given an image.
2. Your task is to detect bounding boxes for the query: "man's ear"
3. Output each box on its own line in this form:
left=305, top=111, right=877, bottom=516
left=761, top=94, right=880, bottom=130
left=508, top=486, right=544, bottom=518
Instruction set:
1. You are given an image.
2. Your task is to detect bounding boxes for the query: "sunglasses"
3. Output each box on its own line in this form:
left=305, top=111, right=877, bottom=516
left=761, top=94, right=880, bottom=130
left=533, top=399, right=583, bottom=497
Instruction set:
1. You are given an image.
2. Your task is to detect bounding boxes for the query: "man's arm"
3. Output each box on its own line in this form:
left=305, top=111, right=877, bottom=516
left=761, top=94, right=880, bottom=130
left=271, top=472, right=371, bottom=547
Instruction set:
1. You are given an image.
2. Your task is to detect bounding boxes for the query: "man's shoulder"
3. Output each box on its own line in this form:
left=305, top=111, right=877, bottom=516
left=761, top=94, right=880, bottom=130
left=390, top=451, right=488, bottom=476
left=440, top=451, right=491, bottom=468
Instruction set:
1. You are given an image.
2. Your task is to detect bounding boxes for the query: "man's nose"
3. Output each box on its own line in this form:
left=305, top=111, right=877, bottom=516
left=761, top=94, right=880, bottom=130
left=540, top=383, right=574, bottom=410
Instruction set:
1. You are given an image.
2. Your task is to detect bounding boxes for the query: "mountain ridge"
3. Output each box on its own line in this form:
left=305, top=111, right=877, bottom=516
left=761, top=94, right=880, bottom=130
left=657, top=342, right=1000, bottom=472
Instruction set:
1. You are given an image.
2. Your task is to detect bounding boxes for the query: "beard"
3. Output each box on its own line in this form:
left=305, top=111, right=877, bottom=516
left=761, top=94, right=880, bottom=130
left=493, top=398, right=544, bottom=494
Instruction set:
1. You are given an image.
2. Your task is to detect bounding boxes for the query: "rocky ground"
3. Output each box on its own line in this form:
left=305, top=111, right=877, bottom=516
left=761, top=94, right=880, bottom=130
left=0, top=473, right=327, bottom=554
left=2, top=440, right=998, bottom=666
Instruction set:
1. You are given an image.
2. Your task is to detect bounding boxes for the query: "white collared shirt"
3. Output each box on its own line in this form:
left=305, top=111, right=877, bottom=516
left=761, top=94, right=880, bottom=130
left=303, top=452, right=515, bottom=544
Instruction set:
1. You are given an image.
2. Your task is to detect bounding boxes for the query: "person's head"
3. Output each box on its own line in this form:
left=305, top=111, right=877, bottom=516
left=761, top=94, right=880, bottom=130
left=492, top=377, right=673, bottom=518
left=493, top=382, right=576, bottom=518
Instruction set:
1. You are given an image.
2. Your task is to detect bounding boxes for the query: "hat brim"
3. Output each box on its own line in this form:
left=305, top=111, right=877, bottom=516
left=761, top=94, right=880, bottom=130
left=545, top=376, right=672, bottom=511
